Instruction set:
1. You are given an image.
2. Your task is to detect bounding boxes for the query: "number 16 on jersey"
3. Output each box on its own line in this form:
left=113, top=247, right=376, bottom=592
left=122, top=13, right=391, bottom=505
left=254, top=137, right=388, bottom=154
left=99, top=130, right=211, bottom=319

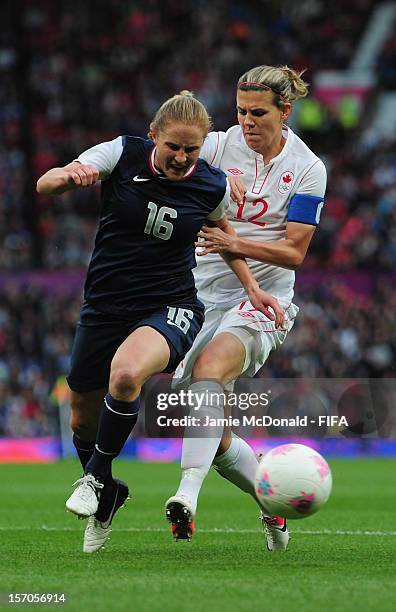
left=144, top=201, right=177, bottom=240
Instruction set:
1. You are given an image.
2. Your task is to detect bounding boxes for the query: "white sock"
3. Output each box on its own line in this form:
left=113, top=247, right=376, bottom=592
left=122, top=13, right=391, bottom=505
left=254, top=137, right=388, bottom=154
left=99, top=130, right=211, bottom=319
left=213, top=433, right=262, bottom=509
left=176, top=381, right=224, bottom=513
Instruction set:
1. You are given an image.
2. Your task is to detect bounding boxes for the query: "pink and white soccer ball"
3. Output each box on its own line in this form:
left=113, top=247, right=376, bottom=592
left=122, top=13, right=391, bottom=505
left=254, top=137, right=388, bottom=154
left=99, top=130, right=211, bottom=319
left=254, top=444, right=332, bottom=519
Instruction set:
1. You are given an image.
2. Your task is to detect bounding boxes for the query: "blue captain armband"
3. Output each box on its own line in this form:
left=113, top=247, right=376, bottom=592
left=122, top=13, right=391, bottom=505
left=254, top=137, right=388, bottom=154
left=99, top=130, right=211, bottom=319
left=287, top=194, right=324, bottom=226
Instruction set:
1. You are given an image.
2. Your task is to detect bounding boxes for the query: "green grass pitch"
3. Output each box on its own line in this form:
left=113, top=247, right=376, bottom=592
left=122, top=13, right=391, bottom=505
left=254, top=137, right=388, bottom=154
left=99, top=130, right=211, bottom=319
left=1, top=458, right=395, bottom=611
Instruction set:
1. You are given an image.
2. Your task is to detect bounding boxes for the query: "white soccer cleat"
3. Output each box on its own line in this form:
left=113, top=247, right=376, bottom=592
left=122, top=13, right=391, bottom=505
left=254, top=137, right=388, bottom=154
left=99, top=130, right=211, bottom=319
left=165, top=495, right=195, bottom=541
left=261, top=512, right=290, bottom=551
left=83, top=479, right=130, bottom=553
left=83, top=517, right=112, bottom=553
left=65, top=474, right=104, bottom=518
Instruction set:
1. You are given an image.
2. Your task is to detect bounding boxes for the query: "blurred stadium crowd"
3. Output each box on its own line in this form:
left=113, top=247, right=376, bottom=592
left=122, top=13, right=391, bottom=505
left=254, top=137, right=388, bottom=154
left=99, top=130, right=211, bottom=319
left=0, top=0, right=395, bottom=436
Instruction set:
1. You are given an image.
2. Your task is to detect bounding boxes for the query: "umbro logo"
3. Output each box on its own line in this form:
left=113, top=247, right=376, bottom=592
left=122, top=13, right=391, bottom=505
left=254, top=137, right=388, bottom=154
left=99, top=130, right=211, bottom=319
left=227, top=168, right=244, bottom=176
left=133, top=175, right=152, bottom=182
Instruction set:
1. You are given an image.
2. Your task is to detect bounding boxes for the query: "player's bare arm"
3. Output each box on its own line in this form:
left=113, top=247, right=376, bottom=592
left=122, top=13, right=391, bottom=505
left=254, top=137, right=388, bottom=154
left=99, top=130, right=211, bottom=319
left=36, top=161, right=99, bottom=196
left=210, top=215, right=285, bottom=328
left=197, top=221, right=316, bottom=270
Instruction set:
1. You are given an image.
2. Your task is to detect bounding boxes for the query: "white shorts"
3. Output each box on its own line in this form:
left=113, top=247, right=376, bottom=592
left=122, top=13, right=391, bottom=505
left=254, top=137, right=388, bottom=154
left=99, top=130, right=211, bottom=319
left=173, top=299, right=299, bottom=388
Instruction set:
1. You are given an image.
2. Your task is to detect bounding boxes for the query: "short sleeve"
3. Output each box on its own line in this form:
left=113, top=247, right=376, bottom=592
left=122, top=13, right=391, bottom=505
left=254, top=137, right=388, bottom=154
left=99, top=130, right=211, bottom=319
left=207, top=178, right=230, bottom=221
left=76, top=136, right=124, bottom=180
left=288, top=160, right=327, bottom=226
left=296, top=159, right=327, bottom=197
left=200, top=131, right=226, bottom=166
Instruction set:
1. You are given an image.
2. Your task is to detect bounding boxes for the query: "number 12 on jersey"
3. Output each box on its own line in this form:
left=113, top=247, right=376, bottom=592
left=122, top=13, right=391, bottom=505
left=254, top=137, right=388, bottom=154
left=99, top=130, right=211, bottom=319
left=235, top=196, right=268, bottom=227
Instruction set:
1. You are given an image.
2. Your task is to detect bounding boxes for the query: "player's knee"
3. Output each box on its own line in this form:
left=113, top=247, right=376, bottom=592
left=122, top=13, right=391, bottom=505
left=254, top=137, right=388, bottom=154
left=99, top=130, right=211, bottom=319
left=109, top=365, right=141, bottom=398
left=192, top=352, right=226, bottom=383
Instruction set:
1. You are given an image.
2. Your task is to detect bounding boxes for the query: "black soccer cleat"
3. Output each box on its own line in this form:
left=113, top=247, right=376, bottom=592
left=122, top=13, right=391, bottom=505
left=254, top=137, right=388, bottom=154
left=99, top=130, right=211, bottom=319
left=95, top=478, right=130, bottom=523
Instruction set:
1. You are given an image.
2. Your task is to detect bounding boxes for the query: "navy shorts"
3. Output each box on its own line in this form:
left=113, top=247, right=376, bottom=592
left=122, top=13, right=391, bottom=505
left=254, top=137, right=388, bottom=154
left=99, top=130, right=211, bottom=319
left=67, top=300, right=204, bottom=393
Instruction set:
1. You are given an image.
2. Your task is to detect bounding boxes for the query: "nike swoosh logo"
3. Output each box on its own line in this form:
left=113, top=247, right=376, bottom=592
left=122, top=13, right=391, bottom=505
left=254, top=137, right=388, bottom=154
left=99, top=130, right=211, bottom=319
left=133, top=176, right=151, bottom=182
left=100, top=488, right=119, bottom=528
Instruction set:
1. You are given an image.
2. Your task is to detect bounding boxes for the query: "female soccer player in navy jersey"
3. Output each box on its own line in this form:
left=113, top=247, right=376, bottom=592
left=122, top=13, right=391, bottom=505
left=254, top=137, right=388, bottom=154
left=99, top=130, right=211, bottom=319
left=37, top=91, right=283, bottom=553
left=166, top=67, right=327, bottom=550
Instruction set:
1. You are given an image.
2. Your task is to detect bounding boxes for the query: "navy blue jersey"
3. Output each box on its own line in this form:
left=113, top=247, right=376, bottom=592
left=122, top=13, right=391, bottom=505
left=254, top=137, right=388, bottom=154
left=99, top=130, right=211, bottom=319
left=83, top=136, right=228, bottom=317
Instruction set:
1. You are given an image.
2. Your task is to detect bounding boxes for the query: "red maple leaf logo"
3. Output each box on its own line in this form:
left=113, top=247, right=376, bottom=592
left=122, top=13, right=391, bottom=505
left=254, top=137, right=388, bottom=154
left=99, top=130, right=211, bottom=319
left=283, top=174, right=292, bottom=183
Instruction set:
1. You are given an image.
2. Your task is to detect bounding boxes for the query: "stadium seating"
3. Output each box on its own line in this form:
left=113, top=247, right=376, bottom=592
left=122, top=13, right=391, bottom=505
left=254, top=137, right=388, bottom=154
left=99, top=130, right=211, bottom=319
left=0, top=0, right=395, bottom=435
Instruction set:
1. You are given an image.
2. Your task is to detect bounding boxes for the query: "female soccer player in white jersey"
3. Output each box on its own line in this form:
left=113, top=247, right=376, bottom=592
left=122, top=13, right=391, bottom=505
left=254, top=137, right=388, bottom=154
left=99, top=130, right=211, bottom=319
left=166, top=66, right=327, bottom=550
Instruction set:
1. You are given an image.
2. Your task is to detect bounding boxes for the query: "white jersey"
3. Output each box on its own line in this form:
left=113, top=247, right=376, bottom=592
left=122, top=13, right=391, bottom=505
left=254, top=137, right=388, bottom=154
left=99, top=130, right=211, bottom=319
left=194, top=125, right=327, bottom=308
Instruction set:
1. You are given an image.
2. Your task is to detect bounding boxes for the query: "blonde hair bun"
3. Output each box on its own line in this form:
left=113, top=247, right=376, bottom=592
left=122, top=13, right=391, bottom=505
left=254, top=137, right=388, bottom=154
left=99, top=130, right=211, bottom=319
left=178, top=90, right=195, bottom=98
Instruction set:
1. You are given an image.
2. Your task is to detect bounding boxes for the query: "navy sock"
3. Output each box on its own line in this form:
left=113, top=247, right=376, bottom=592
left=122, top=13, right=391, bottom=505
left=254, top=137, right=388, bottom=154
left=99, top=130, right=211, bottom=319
left=72, top=433, right=114, bottom=484
left=85, top=393, right=139, bottom=481
left=72, top=434, right=95, bottom=471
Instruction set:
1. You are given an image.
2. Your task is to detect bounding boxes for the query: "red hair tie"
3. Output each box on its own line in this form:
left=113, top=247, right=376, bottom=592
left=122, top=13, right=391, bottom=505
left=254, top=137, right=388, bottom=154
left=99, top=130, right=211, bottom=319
left=238, top=81, right=286, bottom=101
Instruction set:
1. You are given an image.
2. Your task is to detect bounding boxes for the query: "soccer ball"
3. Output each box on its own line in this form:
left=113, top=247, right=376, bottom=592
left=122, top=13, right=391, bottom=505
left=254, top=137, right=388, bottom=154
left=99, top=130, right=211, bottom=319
left=254, top=444, right=332, bottom=519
